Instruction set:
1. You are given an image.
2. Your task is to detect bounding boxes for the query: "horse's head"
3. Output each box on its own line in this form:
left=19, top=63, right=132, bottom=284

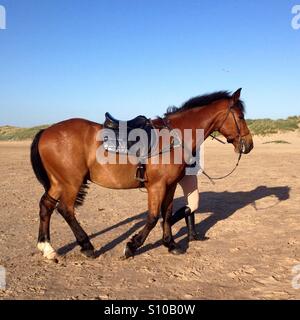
left=217, top=88, right=253, bottom=154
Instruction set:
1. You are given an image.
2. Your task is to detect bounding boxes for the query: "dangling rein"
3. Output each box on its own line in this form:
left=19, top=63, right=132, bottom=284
left=201, top=134, right=243, bottom=185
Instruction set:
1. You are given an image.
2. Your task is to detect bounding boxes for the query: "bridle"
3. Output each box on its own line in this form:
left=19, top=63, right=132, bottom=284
left=216, top=100, right=249, bottom=142
left=156, top=101, right=250, bottom=183
left=204, top=102, right=250, bottom=183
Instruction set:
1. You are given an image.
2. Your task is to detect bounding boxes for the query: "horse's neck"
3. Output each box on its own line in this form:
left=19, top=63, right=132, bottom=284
left=169, top=104, right=221, bottom=141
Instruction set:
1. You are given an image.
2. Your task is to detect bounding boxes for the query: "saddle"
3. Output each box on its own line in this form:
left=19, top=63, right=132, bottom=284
left=103, top=112, right=158, bottom=183
left=103, top=112, right=157, bottom=158
left=104, top=112, right=149, bottom=130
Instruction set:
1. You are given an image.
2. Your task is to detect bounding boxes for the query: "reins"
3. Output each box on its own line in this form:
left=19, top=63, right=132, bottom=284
left=200, top=151, right=242, bottom=185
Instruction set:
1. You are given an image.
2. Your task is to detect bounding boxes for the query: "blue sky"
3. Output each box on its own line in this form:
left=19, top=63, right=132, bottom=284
left=0, top=0, right=299, bottom=126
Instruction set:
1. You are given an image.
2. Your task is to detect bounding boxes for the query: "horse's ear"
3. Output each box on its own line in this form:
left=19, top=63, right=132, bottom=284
left=232, top=88, right=242, bottom=103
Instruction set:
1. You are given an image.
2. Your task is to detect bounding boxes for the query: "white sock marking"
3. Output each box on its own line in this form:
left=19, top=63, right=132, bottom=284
left=37, top=242, right=57, bottom=260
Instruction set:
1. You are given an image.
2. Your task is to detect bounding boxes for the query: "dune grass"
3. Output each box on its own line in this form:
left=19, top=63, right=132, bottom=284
left=263, top=140, right=291, bottom=144
left=0, top=125, right=49, bottom=141
left=247, top=116, right=300, bottom=136
left=0, top=116, right=299, bottom=140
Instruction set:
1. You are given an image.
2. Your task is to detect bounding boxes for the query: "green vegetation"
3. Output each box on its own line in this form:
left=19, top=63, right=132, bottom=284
left=263, top=140, right=291, bottom=144
left=0, top=125, right=49, bottom=141
left=0, top=116, right=299, bottom=140
left=247, top=116, right=300, bottom=136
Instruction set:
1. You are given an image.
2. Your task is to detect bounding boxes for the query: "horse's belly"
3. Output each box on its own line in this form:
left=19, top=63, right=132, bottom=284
left=89, top=162, right=140, bottom=189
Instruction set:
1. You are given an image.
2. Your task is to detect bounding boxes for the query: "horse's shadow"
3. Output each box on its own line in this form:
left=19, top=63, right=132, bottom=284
left=57, top=185, right=290, bottom=257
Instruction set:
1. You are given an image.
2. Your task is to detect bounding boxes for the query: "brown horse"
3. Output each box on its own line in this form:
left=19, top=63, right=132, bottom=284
left=30, top=89, right=253, bottom=261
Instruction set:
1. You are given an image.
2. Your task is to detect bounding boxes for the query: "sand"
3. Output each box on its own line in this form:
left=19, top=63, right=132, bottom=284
left=0, top=132, right=299, bottom=299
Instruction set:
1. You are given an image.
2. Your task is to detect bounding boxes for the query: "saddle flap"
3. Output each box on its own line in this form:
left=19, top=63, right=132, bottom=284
left=103, top=127, right=157, bottom=158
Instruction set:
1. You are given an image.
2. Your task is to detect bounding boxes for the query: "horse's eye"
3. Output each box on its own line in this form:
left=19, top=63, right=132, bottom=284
left=239, top=115, right=245, bottom=120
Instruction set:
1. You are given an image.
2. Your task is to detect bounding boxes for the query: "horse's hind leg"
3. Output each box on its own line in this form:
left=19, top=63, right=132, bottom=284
left=37, top=192, right=59, bottom=261
left=57, top=191, right=95, bottom=258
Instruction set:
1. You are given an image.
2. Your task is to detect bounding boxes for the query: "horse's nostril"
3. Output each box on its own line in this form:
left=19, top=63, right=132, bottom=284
left=244, top=142, right=253, bottom=154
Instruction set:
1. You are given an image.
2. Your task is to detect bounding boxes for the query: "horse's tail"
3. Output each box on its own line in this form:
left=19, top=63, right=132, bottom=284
left=30, top=130, right=50, bottom=192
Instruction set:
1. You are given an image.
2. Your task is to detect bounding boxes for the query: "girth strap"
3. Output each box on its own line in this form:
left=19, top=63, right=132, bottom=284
left=135, top=162, right=147, bottom=187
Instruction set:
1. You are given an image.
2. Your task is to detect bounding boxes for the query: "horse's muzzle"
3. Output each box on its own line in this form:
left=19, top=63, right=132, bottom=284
left=239, top=137, right=254, bottom=154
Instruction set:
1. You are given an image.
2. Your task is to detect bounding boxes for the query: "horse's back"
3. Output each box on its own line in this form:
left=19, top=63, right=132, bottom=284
left=40, top=118, right=101, bottom=147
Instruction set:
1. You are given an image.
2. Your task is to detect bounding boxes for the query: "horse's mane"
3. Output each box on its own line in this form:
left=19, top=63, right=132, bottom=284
left=165, top=91, right=245, bottom=116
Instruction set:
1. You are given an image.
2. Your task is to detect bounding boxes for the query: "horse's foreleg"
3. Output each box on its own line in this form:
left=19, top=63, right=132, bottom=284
left=124, top=183, right=166, bottom=259
left=161, top=185, right=184, bottom=255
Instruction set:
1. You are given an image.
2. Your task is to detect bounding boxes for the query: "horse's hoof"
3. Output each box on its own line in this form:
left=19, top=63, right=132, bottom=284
left=43, top=255, right=59, bottom=264
left=189, top=233, right=210, bottom=242
left=168, top=244, right=185, bottom=255
left=37, top=242, right=58, bottom=262
left=124, top=243, right=135, bottom=259
left=81, top=248, right=96, bottom=259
